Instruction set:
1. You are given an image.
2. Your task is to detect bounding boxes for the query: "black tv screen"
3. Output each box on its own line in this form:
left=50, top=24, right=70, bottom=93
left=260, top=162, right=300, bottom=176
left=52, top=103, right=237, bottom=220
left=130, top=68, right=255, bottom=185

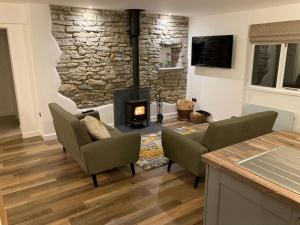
left=192, top=35, right=233, bottom=68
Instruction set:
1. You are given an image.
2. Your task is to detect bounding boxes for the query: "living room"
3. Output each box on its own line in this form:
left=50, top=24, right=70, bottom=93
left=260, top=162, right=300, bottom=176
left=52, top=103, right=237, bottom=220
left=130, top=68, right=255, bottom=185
left=0, top=0, right=300, bottom=225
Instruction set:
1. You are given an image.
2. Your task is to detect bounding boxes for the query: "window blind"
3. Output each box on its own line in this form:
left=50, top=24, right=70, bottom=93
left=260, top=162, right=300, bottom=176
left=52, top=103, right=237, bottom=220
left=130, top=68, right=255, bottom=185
left=249, top=20, right=300, bottom=43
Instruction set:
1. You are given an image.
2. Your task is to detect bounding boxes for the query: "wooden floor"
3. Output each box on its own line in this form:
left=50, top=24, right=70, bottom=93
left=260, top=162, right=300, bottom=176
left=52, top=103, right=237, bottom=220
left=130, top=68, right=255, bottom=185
left=0, top=116, right=21, bottom=144
left=0, top=119, right=204, bottom=225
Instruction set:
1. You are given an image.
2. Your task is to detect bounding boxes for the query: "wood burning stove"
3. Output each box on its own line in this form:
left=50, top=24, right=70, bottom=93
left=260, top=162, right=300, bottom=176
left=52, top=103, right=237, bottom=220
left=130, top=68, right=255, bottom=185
left=125, top=99, right=148, bottom=127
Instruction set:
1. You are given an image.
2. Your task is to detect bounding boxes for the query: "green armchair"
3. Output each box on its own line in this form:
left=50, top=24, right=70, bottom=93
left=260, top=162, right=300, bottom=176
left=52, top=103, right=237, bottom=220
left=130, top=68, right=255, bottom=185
left=162, top=111, right=278, bottom=188
left=49, top=103, right=141, bottom=187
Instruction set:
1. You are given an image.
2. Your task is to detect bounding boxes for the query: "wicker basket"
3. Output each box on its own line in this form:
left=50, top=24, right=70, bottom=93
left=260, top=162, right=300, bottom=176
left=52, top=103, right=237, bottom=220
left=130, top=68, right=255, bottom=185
left=177, top=109, right=193, bottom=121
left=190, top=112, right=207, bottom=124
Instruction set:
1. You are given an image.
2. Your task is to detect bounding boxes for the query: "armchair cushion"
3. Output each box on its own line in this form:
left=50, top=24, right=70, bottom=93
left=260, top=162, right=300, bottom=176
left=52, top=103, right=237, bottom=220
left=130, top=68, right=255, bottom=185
left=81, top=116, right=111, bottom=140
left=185, top=130, right=206, bottom=144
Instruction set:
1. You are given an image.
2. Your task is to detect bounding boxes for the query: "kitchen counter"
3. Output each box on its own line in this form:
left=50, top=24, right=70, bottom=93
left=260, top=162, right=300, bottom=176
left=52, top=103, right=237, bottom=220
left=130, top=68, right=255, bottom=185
left=202, top=131, right=300, bottom=225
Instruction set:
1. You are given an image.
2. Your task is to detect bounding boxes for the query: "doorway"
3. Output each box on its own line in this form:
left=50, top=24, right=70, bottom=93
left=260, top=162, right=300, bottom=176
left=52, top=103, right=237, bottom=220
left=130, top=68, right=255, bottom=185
left=0, top=29, right=21, bottom=143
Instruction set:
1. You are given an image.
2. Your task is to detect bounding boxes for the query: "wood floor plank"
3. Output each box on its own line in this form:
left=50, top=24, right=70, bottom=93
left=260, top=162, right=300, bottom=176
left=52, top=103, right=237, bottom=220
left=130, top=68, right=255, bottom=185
left=0, top=119, right=204, bottom=225
left=137, top=198, right=203, bottom=225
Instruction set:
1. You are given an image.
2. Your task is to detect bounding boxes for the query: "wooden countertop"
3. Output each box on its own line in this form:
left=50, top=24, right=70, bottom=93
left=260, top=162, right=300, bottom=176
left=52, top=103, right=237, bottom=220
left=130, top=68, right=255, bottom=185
left=202, top=131, right=300, bottom=210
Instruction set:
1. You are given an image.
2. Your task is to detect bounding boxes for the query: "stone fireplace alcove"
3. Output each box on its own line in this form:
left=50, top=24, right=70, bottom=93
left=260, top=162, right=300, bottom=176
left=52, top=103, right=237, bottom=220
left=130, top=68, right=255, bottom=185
left=159, top=43, right=182, bottom=68
left=50, top=5, right=188, bottom=123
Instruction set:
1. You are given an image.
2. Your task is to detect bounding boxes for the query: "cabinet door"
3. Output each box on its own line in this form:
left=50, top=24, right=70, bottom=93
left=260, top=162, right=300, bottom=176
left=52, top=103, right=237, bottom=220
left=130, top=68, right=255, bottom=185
left=292, top=210, right=300, bottom=225
left=218, top=185, right=289, bottom=225
left=204, top=166, right=293, bottom=225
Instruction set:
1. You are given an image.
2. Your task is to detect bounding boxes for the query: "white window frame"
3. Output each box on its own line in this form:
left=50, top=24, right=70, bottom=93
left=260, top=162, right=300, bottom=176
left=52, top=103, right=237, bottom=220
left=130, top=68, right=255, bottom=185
left=247, top=43, right=300, bottom=97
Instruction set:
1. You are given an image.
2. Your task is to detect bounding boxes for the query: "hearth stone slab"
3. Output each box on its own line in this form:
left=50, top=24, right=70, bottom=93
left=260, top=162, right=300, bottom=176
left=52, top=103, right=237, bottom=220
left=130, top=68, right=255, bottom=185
left=117, top=121, right=162, bottom=135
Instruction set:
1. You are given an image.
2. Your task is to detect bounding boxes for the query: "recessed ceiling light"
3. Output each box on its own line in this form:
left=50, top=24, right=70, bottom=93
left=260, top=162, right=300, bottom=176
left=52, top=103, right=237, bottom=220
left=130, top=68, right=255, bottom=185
left=168, top=13, right=171, bottom=16
left=89, top=6, right=93, bottom=9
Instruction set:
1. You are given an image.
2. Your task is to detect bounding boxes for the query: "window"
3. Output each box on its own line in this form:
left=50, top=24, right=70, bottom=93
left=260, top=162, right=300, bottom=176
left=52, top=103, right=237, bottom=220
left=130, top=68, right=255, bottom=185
left=251, top=45, right=281, bottom=87
left=250, top=43, right=300, bottom=92
left=283, top=43, right=300, bottom=89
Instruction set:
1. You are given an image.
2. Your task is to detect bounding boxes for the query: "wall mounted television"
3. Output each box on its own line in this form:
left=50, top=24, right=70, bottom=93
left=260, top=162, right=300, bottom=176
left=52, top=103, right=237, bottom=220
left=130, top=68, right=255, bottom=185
left=192, top=35, right=233, bottom=68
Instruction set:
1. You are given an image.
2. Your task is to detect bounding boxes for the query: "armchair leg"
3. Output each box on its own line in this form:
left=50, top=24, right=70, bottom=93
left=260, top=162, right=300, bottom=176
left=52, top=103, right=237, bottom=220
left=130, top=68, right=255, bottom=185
left=63, top=147, right=66, bottom=152
left=91, top=174, right=98, bottom=187
left=194, top=176, right=200, bottom=189
left=167, top=159, right=173, bottom=172
left=130, top=163, right=135, bottom=176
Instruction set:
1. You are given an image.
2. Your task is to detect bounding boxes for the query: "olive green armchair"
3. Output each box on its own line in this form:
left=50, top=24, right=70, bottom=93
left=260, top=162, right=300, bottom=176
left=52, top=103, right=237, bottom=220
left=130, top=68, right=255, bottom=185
left=162, top=111, right=278, bottom=188
left=49, top=103, right=141, bottom=187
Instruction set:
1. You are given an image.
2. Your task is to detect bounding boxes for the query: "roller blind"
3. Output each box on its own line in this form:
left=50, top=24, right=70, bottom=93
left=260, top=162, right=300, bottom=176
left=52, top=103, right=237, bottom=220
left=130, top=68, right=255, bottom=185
left=249, top=20, right=300, bottom=43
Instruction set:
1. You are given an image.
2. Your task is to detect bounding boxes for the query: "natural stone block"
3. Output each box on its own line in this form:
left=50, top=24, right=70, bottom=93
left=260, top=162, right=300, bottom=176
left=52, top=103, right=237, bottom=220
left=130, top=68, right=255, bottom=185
left=70, top=53, right=84, bottom=59
left=83, top=13, right=97, bottom=21
left=93, top=80, right=105, bottom=86
left=78, top=84, right=92, bottom=90
left=52, top=24, right=65, bottom=32
left=51, top=14, right=58, bottom=20
left=66, top=26, right=81, bottom=32
left=64, top=15, right=83, bottom=21
left=52, top=20, right=74, bottom=26
left=52, top=32, right=72, bottom=39
left=101, top=37, right=114, bottom=43
left=67, top=63, right=78, bottom=67
left=59, top=84, right=76, bottom=92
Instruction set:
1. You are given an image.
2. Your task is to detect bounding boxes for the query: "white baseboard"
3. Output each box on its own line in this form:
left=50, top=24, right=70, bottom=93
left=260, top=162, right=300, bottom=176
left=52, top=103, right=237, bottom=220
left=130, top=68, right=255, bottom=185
left=43, top=133, right=57, bottom=141
left=22, top=130, right=41, bottom=138
left=107, top=123, right=114, bottom=128
left=0, top=111, right=18, bottom=117
left=150, top=112, right=177, bottom=121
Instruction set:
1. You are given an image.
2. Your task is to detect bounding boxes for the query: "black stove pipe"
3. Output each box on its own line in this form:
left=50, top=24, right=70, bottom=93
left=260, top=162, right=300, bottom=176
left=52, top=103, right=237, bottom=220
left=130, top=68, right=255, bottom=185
left=126, top=9, right=144, bottom=100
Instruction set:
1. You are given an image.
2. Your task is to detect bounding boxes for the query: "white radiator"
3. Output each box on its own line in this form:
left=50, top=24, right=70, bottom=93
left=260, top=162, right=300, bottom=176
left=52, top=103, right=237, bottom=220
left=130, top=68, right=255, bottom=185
left=243, top=104, right=295, bottom=131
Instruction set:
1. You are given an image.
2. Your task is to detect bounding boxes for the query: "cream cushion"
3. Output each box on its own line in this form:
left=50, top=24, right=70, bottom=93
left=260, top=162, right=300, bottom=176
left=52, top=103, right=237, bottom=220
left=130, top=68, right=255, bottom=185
left=81, top=116, right=111, bottom=140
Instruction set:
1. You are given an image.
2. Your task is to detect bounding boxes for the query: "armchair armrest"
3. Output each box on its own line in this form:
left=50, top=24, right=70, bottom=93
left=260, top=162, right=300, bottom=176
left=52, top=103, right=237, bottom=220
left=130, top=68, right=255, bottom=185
left=80, top=132, right=141, bottom=174
left=76, top=110, right=100, bottom=120
left=162, top=128, right=208, bottom=177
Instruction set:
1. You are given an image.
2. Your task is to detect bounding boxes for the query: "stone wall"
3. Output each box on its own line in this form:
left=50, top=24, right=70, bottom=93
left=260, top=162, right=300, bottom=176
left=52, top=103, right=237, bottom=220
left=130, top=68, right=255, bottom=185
left=50, top=6, right=188, bottom=108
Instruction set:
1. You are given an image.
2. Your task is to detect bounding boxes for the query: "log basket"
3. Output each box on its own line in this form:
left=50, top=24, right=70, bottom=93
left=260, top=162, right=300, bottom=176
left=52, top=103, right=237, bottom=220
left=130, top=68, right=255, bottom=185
left=176, top=99, right=194, bottom=121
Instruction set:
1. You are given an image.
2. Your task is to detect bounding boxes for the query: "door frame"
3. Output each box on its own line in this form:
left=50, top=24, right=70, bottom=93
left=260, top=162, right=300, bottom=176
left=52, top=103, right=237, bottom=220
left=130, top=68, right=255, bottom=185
left=0, top=24, right=39, bottom=138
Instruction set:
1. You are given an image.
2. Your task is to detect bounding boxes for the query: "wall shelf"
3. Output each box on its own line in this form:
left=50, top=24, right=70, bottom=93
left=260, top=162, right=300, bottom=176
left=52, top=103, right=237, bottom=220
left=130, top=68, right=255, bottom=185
left=158, top=66, right=184, bottom=71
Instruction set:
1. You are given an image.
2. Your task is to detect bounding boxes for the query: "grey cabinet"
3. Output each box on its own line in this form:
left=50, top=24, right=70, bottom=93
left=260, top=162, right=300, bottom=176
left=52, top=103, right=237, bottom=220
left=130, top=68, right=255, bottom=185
left=203, top=165, right=300, bottom=225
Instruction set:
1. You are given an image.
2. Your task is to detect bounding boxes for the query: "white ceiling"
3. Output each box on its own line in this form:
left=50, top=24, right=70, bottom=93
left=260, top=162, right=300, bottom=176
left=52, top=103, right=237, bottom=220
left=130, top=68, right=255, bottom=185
left=2, top=0, right=300, bottom=16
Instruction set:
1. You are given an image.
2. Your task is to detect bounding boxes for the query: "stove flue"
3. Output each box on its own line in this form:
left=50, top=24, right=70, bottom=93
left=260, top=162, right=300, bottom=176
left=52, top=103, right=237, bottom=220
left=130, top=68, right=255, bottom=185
left=126, top=9, right=145, bottom=100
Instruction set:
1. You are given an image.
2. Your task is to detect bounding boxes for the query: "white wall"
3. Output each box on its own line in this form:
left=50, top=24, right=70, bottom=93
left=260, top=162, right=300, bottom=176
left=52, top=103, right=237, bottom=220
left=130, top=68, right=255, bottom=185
left=188, top=13, right=249, bottom=121
left=27, top=4, right=78, bottom=139
left=0, top=3, right=40, bottom=137
left=187, top=3, right=300, bottom=131
left=0, top=29, right=18, bottom=117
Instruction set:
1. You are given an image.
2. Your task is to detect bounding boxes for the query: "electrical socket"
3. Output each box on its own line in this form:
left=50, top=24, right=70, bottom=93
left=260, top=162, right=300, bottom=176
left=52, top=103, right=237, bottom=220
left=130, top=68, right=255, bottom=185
left=192, top=98, right=197, bottom=102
